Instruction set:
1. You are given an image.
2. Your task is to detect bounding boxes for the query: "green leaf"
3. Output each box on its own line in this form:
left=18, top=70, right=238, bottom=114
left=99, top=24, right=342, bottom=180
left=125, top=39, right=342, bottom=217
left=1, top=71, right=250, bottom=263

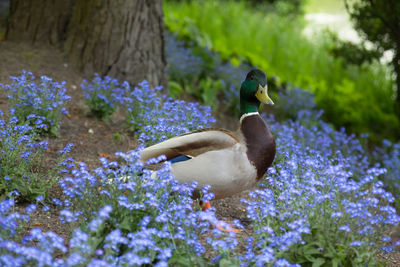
left=168, top=81, right=183, bottom=98
left=119, top=217, right=135, bottom=232
left=332, top=258, right=340, bottom=267
left=219, top=257, right=241, bottom=267
left=304, top=248, right=322, bottom=256
left=88, top=236, right=104, bottom=250
left=311, top=258, right=325, bottom=267
left=168, top=251, right=208, bottom=267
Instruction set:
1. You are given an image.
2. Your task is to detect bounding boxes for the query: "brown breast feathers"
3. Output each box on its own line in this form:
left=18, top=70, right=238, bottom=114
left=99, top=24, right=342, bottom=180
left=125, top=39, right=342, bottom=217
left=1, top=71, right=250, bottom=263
left=240, top=114, right=276, bottom=179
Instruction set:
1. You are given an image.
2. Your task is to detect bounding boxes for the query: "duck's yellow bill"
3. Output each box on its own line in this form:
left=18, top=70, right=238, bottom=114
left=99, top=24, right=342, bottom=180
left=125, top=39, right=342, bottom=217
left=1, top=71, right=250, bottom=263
left=256, top=85, right=274, bottom=105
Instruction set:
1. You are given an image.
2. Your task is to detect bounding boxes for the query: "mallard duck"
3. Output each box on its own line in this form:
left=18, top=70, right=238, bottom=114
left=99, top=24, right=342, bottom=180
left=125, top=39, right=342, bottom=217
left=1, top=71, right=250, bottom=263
left=140, top=69, right=276, bottom=202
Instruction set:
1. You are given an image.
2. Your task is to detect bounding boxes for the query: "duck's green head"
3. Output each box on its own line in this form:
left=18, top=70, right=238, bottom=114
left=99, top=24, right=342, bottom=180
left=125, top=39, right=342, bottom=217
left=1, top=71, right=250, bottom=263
left=240, top=69, right=274, bottom=116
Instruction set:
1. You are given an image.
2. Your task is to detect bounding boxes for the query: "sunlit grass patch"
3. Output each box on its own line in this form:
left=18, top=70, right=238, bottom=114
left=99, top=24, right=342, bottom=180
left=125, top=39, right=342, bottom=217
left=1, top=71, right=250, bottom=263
left=305, top=0, right=346, bottom=14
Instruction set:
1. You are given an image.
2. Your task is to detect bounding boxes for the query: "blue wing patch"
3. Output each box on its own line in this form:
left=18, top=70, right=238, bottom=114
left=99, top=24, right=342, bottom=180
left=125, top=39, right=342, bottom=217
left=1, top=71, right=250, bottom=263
left=169, top=155, right=192, bottom=163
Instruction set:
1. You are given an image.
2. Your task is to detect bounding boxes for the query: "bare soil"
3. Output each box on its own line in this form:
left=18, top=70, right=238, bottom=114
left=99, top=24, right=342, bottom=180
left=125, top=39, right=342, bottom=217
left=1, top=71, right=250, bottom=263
left=0, top=39, right=399, bottom=265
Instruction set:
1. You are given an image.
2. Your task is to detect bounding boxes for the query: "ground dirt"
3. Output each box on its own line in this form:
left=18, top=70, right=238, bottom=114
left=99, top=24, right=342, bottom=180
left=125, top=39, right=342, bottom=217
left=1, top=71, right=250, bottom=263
left=1, top=39, right=400, bottom=265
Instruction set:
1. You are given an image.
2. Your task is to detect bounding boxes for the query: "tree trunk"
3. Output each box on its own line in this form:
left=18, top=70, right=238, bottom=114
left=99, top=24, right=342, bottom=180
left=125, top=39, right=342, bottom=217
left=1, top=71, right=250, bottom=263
left=6, top=0, right=73, bottom=46
left=6, top=0, right=167, bottom=87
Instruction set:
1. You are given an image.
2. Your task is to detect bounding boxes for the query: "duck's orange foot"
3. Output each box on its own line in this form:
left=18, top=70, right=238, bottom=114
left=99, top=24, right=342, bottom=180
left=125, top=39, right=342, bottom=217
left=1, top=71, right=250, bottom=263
left=197, top=201, right=241, bottom=233
left=216, top=220, right=241, bottom=233
left=201, top=201, right=211, bottom=211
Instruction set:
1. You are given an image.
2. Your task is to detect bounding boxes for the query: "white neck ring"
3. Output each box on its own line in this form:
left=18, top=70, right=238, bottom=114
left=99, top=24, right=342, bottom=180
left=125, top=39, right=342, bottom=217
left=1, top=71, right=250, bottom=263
left=240, top=112, right=259, bottom=124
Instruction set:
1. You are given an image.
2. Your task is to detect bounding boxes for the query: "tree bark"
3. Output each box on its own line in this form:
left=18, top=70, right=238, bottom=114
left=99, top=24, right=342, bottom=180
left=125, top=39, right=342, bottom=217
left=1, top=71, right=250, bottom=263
left=6, top=0, right=73, bottom=46
left=6, top=0, right=167, bottom=88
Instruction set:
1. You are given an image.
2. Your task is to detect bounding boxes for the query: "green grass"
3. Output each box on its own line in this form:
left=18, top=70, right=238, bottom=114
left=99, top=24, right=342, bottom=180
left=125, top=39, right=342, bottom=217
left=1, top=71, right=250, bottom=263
left=164, top=0, right=398, bottom=141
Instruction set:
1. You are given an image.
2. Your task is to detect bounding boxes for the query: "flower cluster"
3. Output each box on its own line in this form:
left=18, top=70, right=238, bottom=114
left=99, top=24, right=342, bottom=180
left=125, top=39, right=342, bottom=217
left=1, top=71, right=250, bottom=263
left=0, top=109, right=72, bottom=201
left=239, top=112, right=400, bottom=265
left=124, top=81, right=215, bottom=145
left=1, top=70, right=70, bottom=136
left=165, top=32, right=205, bottom=82
left=80, top=72, right=215, bottom=145
left=0, top=95, right=399, bottom=265
left=0, top=149, right=237, bottom=266
left=81, top=74, right=128, bottom=120
left=0, top=109, right=47, bottom=200
left=274, top=87, right=317, bottom=121
left=1, top=61, right=399, bottom=266
left=0, top=196, right=68, bottom=266
left=372, top=139, right=400, bottom=205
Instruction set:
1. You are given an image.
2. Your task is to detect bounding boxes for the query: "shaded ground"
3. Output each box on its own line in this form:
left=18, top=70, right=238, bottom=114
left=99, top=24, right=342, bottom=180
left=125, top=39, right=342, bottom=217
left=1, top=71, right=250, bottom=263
left=1, top=39, right=399, bottom=265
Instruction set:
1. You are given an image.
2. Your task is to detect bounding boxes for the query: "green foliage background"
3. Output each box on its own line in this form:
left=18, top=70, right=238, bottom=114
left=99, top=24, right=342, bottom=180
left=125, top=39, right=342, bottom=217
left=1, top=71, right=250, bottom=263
left=164, top=0, right=398, bottom=142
